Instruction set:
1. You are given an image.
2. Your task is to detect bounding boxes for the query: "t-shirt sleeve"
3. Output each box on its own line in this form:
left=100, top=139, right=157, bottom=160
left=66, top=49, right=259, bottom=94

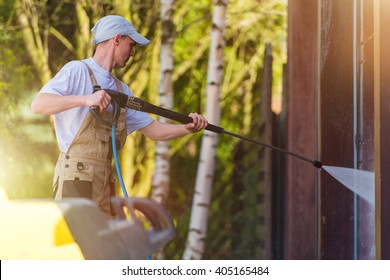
left=125, top=108, right=154, bottom=134
left=39, top=61, right=91, bottom=96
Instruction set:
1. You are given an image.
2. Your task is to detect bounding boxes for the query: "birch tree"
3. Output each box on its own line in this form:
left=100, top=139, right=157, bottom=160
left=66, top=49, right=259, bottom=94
left=151, top=0, right=175, bottom=206
left=182, top=0, right=228, bottom=260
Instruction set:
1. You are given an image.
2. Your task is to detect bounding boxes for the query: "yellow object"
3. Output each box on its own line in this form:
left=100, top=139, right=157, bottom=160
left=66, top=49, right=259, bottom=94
left=0, top=188, right=84, bottom=260
left=0, top=188, right=175, bottom=260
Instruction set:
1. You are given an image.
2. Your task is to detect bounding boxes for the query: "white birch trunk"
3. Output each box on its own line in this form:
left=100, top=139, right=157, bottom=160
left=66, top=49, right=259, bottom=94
left=151, top=0, right=175, bottom=206
left=182, top=0, right=228, bottom=260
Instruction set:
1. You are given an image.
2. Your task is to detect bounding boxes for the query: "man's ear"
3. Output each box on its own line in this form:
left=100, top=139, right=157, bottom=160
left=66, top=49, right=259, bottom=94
left=113, top=34, right=122, bottom=46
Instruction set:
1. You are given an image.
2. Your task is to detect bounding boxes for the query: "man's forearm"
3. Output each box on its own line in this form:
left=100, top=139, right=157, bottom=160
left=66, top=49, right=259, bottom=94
left=31, top=93, right=88, bottom=115
left=140, top=121, right=193, bottom=141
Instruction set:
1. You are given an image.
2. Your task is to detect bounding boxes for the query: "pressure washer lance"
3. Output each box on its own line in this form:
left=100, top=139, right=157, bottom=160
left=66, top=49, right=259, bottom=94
left=92, top=89, right=323, bottom=169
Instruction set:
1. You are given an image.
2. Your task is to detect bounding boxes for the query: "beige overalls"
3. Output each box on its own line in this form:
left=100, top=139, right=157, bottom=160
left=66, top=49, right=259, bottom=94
left=52, top=62, right=127, bottom=218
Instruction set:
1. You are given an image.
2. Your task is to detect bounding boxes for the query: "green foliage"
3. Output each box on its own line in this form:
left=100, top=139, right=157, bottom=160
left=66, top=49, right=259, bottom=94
left=0, top=7, right=33, bottom=114
left=0, top=0, right=56, bottom=199
left=0, top=0, right=14, bottom=18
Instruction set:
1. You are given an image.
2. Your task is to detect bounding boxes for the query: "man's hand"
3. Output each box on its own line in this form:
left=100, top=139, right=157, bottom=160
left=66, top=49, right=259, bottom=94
left=86, top=90, right=112, bottom=112
left=185, top=113, right=208, bottom=133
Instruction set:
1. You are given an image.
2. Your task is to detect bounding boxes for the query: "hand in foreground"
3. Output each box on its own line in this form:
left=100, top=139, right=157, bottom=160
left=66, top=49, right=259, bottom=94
left=185, top=113, right=208, bottom=133
left=86, top=90, right=112, bottom=112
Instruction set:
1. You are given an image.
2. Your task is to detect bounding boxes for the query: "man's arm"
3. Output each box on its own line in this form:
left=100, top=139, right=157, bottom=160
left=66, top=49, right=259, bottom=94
left=139, top=113, right=208, bottom=141
left=31, top=90, right=112, bottom=115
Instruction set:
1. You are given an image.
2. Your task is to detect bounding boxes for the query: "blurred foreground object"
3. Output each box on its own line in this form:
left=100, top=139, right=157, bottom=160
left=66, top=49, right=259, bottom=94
left=0, top=188, right=175, bottom=259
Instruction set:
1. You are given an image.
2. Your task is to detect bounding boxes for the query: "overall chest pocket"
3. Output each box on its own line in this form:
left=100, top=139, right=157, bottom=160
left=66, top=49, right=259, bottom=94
left=90, top=109, right=127, bottom=159
left=92, top=111, right=112, bottom=159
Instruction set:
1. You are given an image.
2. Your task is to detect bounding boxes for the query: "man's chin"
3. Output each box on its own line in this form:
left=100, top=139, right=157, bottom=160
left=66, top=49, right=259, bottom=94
left=117, top=61, right=127, bottom=68
left=121, top=59, right=130, bottom=68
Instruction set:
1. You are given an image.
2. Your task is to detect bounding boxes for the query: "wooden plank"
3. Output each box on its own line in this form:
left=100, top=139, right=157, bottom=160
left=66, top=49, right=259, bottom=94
left=319, top=0, right=355, bottom=259
left=286, top=0, right=318, bottom=259
left=262, top=43, right=273, bottom=259
left=271, top=63, right=288, bottom=259
left=376, top=0, right=390, bottom=259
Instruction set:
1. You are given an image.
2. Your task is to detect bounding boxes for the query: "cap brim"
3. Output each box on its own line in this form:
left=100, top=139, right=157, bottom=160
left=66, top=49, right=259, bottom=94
left=129, top=32, right=150, bottom=46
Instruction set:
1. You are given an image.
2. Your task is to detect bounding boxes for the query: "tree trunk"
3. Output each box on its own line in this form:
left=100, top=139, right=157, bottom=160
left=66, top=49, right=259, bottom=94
left=182, top=0, right=228, bottom=260
left=151, top=0, right=175, bottom=206
left=75, top=0, right=96, bottom=59
left=16, top=0, right=51, bottom=84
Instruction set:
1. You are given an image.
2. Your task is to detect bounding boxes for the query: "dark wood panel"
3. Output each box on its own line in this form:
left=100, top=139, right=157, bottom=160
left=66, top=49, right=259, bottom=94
left=319, top=0, right=355, bottom=259
left=286, top=0, right=318, bottom=259
left=378, top=0, right=390, bottom=259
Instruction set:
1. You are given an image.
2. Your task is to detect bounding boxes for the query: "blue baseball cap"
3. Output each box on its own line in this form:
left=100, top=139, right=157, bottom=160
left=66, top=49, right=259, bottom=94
left=91, top=15, right=150, bottom=46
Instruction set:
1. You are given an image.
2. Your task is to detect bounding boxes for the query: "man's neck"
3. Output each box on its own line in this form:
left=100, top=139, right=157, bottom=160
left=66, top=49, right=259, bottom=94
left=92, top=44, right=115, bottom=72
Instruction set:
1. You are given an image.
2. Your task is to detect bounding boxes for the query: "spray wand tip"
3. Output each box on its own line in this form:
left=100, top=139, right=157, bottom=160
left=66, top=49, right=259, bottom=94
left=313, top=160, right=323, bottom=169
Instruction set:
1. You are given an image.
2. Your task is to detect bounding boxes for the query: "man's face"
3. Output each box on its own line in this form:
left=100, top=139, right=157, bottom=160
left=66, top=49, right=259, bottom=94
left=115, top=36, right=137, bottom=68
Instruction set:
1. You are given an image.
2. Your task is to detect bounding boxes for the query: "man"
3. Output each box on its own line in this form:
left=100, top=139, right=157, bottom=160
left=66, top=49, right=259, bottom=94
left=31, top=15, right=208, bottom=218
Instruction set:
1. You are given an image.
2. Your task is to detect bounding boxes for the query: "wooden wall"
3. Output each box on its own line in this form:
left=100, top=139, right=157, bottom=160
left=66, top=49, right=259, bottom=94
left=286, top=0, right=389, bottom=259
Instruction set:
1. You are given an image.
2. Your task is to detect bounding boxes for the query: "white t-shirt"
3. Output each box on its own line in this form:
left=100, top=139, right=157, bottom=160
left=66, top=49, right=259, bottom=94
left=39, top=57, right=153, bottom=152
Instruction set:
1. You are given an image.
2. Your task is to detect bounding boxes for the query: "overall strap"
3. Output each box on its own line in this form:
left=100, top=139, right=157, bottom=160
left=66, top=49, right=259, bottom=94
left=114, top=77, right=124, bottom=92
left=81, top=61, right=101, bottom=92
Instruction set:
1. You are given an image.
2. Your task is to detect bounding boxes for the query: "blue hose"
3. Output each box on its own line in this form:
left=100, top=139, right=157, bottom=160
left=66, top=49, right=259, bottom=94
left=112, top=124, right=151, bottom=260
left=112, top=125, right=129, bottom=198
